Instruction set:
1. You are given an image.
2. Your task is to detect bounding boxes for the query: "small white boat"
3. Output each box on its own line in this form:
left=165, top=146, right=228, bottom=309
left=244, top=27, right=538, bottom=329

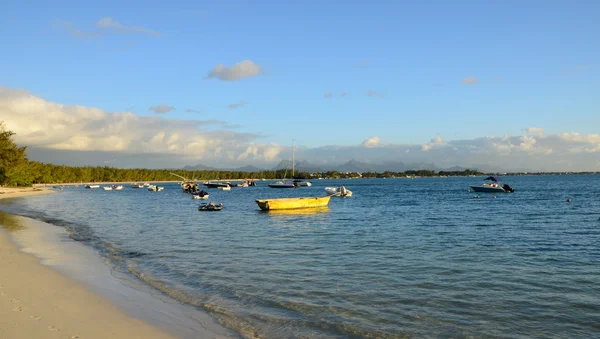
left=325, top=186, right=352, bottom=197
left=113, top=185, right=125, bottom=190
left=102, top=186, right=113, bottom=191
left=148, top=185, right=164, bottom=191
left=131, top=183, right=144, bottom=188
left=192, top=190, right=210, bottom=199
left=85, top=184, right=100, bottom=189
left=293, top=179, right=312, bottom=187
left=144, top=183, right=150, bottom=187
left=217, top=186, right=231, bottom=191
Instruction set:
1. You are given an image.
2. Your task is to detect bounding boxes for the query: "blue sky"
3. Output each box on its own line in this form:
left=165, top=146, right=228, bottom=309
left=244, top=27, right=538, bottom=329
left=1, top=1, right=599, bottom=170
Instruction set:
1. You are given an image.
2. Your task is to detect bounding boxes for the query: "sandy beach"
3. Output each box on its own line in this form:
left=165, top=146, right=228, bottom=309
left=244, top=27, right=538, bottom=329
left=0, top=228, right=175, bottom=339
left=0, top=188, right=236, bottom=339
left=0, top=187, right=54, bottom=200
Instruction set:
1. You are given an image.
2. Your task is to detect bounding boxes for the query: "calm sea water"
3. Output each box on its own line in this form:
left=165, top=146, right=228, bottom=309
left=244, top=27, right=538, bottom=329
left=1, top=176, right=599, bottom=338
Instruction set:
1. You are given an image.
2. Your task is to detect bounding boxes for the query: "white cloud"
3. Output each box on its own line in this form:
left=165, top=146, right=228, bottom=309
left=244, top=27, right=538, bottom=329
left=362, top=136, right=380, bottom=148
left=526, top=127, right=544, bottom=136
left=185, top=108, right=202, bottom=113
left=207, top=60, right=263, bottom=81
left=95, top=17, right=161, bottom=37
left=0, top=86, right=278, bottom=167
left=461, top=76, right=479, bottom=85
left=226, top=101, right=247, bottom=109
left=1, top=86, right=599, bottom=171
left=422, top=136, right=445, bottom=151
left=149, top=104, right=175, bottom=114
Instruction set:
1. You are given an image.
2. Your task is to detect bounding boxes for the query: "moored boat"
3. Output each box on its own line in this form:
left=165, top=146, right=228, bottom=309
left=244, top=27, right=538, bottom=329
left=470, top=176, right=514, bottom=193
left=102, top=186, right=113, bottom=191
left=293, top=179, right=312, bottom=187
left=217, top=185, right=231, bottom=191
left=148, top=185, right=164, bottom=191
left=325, top=186, right=352, bottom=197
left=113, top=185, right=125, bottom=190
left=85, top=184, right=100, bottom=189
left=192, top=190, right=209, bottom=199
left=204, top=181, right=231, bottom=188
left=198, top=202, right=223, bottom=211
left=268, top=181, right=296, bottom=188
left=255, top=196, right=331, bottom=211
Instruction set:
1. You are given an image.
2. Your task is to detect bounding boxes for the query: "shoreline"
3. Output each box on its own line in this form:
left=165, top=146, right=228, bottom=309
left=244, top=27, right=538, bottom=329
left=0, top=187, right=54, bottom=200
left=0, top=192, right=238, bottom=339
left=0, top=222, right=175, bottom=339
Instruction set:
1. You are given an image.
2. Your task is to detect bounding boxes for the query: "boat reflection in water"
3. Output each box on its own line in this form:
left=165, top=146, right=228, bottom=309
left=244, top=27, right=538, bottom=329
left=261, top=206, right=330, bottom=216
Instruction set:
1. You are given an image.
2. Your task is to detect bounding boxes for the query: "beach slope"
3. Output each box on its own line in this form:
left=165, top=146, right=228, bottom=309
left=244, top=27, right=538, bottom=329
left=0, top=228, right=175, bottom=339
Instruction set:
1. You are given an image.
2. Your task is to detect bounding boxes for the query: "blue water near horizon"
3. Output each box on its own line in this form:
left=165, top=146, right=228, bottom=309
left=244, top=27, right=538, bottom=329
left=1, top=176, right=599, bottom=338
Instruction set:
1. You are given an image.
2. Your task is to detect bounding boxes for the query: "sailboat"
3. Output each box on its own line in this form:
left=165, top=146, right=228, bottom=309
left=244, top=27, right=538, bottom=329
left=269, top=141, right=297, bottom=188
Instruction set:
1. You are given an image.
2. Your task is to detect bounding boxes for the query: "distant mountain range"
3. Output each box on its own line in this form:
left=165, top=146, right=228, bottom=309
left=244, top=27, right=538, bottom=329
left=182, top=159, right=474, bottom=173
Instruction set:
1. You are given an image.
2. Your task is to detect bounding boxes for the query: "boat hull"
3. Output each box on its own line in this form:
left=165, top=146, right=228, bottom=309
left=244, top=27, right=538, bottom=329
left=470, top=185, right=506, bottom=193
left=268, top=184, right=296, bottom=188
left=255, top=196, right=331, bottom=211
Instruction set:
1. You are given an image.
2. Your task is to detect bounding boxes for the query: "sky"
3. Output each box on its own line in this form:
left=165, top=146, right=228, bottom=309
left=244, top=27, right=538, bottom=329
left=1, top=0, right=599, bottom=171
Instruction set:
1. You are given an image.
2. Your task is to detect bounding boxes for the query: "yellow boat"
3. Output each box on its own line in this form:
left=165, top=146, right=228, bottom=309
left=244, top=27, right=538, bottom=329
left=255, top=196, right=331, bottom=211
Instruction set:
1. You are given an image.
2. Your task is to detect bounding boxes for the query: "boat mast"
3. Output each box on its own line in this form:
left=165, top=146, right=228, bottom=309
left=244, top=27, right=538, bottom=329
left=292, top=140, right=295, bottom=180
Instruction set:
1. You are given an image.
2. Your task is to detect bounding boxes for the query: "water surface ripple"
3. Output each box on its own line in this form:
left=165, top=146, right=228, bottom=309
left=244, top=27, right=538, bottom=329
left=1, top=176, right=599, bottom=338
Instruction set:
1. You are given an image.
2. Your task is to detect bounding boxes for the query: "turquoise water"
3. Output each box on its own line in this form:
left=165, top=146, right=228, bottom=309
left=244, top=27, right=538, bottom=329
left=1, top=176, right=599, bottom=338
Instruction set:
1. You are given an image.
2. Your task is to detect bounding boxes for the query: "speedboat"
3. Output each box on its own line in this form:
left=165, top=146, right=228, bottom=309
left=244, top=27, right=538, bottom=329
left=204, top=181, right=230, bottom=188
left=470, top=176, right=514, bottom=193
left=131, top=183, right=144, bottom=188
left=85, top=184, right=100, bottom=189
left=293, top=179, right=312, bottom=187
left=268, top=180, right=296, bottom=188
left=192, top=190, right=209, bottom=200
left=255, top=196, right=331, bottom=211
left=102, top=186, right=113, bottom=191
left=148, top=185, right=164, bottom=191
left=113, top=185, right=124, bottom=190
left=198, top=202, right=223, bottom=211
left=217, top=185, right=231, bottom=191
left=181, top=181, right=200, bottom=193
left=325, top=186, right=352, bottom=197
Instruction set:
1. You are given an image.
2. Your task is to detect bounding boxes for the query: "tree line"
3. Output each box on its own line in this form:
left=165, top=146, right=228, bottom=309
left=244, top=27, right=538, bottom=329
left=1, top=122, right=484, bottom=186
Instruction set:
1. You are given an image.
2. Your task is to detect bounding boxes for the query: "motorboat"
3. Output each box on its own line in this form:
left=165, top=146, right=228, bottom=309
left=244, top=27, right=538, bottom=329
left=131, top=183, right=144, bottom=188
left=217, top=185, right=231, bottom=191
left=198, top=202, right=223, bottom=211
left=181, top=181, right=199, bottom=193
left=192, top=190, right=209, bottom=200
left=102, top=186, right=113, bottom=191
left=255, top=196, right=331, bottom=211
left=268, top=181, right=296, bottom=188
left=470, top=176, right=514, bottom=193
left=148, top=185, right=164, bottom=191
left=204, top=181, right=231, bottom=188
left=85, top=184, right=100, bottom=189
left=113, top=185, right=125, bottom=190
left=325, top=186, right=352, bottom=197
left=293, top=179, right=312, bottom=187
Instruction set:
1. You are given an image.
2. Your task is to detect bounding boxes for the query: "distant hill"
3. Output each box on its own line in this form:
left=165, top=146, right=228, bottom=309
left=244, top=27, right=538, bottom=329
left=273, top=160, right=327, bottom=173
left=234, top=165, right=265, bottom=172
left=183, top=161, right=485, bottom=173
left=182, top=164, right=218, bottom=171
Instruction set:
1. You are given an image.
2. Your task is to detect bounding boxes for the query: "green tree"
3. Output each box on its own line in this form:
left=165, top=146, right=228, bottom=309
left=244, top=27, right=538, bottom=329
left=0, top=122, right=33, bottom=186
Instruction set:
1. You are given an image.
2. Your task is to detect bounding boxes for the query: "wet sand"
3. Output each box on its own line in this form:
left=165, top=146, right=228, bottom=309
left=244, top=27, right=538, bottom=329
left=0, top=190, right=238, bottom=339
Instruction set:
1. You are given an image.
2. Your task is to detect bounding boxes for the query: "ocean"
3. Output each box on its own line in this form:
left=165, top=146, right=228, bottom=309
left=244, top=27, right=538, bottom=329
left=1, top=175, right=599, bottom=338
